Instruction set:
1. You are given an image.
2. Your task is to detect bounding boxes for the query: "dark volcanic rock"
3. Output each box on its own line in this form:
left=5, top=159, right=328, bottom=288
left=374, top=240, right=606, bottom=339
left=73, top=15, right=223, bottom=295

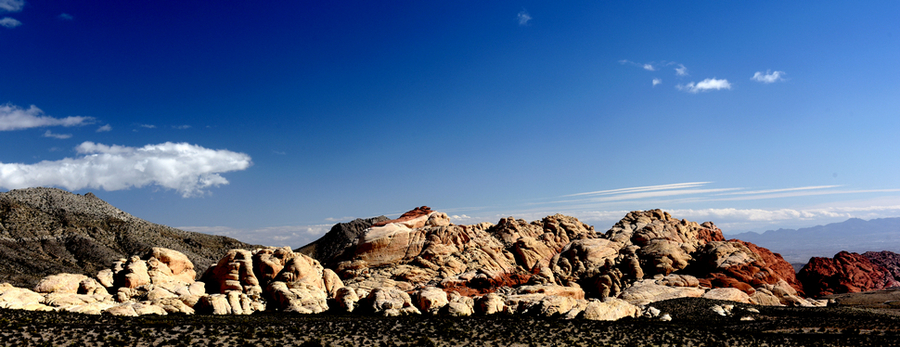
left=797, top=251, right=900, bottom=297
left=0, top=187, right=259, bottom=288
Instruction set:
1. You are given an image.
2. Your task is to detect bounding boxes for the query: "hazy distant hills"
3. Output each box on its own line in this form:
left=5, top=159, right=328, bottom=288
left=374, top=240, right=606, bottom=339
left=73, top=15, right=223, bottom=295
left=0, top=187, right=260, bottom=288
left=732, top=218, right=900, bottom=264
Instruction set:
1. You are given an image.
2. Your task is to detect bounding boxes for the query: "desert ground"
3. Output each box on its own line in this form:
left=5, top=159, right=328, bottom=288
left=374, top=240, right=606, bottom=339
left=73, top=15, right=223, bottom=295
left=2, top=297, right=899, bottom=347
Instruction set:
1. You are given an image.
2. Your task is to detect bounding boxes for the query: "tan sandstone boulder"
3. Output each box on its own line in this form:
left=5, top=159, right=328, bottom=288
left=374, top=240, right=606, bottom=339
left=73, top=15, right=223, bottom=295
left=364, top=287, right=421, bottom=316
left=33, top=273, right=88, bottom=294
left=416, top=287, right=449, bottom=314
left=582, top=298, right=642, bottom=321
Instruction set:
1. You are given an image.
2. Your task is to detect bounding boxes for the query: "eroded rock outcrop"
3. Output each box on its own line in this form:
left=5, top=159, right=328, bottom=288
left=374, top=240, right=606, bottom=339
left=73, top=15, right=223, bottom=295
left=200, top=246, right=337, bottom=314
left=798, top=251, right=900, bottom=297
left=1, top=207, right=843, bottom=319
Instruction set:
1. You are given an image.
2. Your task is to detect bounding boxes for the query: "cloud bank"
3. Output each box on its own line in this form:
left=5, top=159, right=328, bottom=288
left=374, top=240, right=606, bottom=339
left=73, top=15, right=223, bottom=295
left=0, top=142, right=252, bottom=197
left=0, top=104, right=94, bottom=131
left=677, top=78, right=732, bottom=93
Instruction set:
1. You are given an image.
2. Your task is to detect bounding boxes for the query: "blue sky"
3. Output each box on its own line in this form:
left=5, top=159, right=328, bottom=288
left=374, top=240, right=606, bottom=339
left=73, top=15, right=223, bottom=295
left=2, top=1, right=900, bottom=247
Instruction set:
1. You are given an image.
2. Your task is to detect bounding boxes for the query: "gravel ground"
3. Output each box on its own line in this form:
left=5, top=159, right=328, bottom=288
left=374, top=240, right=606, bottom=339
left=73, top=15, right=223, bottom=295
left=2, top=297, right=900, bottom=347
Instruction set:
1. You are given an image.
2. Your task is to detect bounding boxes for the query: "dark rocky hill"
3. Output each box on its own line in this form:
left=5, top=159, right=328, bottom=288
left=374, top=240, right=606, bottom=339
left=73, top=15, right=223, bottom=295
left=0, top=187, right=259, bottom=288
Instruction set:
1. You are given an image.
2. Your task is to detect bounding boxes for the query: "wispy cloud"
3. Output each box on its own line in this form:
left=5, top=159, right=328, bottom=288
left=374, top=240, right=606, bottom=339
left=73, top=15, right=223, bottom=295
left=751, top=70, right=786, bottom=83
left=0, top=142, right=252, bottom=197
left=652, top=78, right=662, bottom=86
left=0, top=16, right=19, bottom=28
left=673, top=64, right=688, bottom=76
left=0, top=104, right=94, bottom=131
left=96, top=124, right=112, bottom=132
left=564, top=182, right=712, bottom=198
left=517, top=10, right=531, bottom=26
left=58, top=13, right=73, bottom=21
left=42, top=130, right=72, bottom=139
left=677, top=78, right=732, bottom=93
left=173, top=125, right=191, bottom=130
left=0, top=0, right=23, bottom=12
left=619, top=60, right=650, bottom=70
left=717, top=185, right=840, bottom=196
left=139, top=124, right=156, bottom=129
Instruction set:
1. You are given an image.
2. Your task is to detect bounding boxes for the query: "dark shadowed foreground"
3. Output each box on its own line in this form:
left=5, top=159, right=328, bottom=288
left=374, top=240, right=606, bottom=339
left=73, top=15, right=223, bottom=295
left=2, top=298, right=899, bottom=347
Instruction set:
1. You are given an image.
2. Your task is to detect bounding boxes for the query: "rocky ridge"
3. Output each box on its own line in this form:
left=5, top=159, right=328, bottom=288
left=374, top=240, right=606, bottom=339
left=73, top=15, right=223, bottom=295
left=7, top=193, right=898, bottom=321
left=0, top=187, right=259, bottom=287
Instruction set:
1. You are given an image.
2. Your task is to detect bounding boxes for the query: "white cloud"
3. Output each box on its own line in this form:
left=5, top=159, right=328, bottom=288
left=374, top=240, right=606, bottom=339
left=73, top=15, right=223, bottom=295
left=96, top=124, right=112, bottom=132
left=139, top=124, right=156, bottom=129
left=0, top=17, right=21, bottom=28
left=652, top=78, right=662, bottom=86
left=564, top=182, right=711, bottom=198
left=677, top=78, right=732, bottom=93
left=643, top=64, right=655, bottom=71
left=58, top=13, right=73, bottom=20
left=42, top=130, right=72, bottom=139
left=517, top=10, right=531, bottom=26
left=173, top=125, right=191, bottom=130
left=674, top=64, right=688, bottom=76
left=0, top=104, right=94, bottom=130
left=751, top=70, right=786, bottom=83
left=0, top=0, right=23, bottom=12
left=0, top=141, right=252, bottom=197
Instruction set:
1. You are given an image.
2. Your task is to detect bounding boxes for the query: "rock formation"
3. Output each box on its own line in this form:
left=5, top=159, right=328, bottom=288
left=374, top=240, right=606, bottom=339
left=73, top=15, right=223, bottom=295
left=863, top=250, right=900, bottom=282
left=798, top=251, right=900, bottom=297
left=1, top=196, right=842, bottom=320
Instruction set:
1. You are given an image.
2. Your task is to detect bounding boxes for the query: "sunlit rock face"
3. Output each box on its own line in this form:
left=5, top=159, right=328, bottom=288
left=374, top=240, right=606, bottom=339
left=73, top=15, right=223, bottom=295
left=297, top=207, right=818, bottom=307
left=319, top=207, right=599, bottom=297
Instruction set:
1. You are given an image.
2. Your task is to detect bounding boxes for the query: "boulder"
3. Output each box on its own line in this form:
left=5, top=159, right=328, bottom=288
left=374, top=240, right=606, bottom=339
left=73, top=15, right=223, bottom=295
left=105, top=302, right=168, bottom=316
left=702, top=287, right=751, bottom=303
left=266, top=281, right=328, bottom=314
left=582, top=298, right=641, bottom=321
left=0, top=283, right=54, bottom=311
left=334, top=286, right=359, bottom=312
left=476, top=292, right=506, bottom=315
left=201, top=249, right=261, bottom=295
left=148, top=247, right=197, bottom=284
left=115, top=256, right=152, bottom=289
left=33, top=273, right=88, bottom=294
left=618, top=280, right=705, bottom=306
left=196, top=294, right=232, bottom=315
left=364, top=287, right=420, bottom=316
left=415, top=287, right=449, bottom=314
left=446, top=292, right=475, bottom=316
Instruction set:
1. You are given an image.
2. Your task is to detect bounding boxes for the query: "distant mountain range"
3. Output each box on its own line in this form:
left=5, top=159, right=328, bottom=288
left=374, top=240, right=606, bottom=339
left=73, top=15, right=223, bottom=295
left=731, top=218, right=900, bottom=264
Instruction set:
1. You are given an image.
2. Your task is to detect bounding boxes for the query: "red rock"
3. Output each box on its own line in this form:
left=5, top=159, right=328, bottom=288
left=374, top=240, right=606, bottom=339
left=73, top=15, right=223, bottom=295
left=863, top=250, right=900, bottom=281
left=372, top=206, right=433, bottom=227
left=730, top=239, right=804, bottom=294
left=797, top=251, right=900, bottom=297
